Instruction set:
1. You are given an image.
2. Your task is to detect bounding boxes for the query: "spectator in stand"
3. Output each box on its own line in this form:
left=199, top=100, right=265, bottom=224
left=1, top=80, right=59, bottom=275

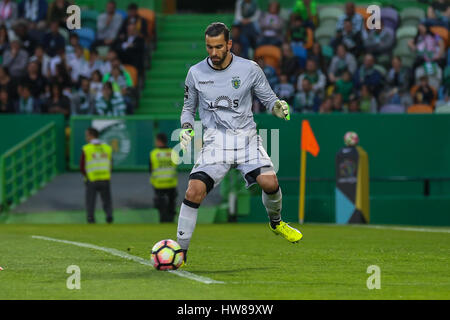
left=71, top=77, right=94, bottom=115
left=46, top=0, right=69, bottom=27
left=274, top=74, right=295, bottom=105
left=331, top=93, right=344, bottom=112
left=385, top=56, right=412, bottom=107
left=425, top=0, right=449, bottom=28
left=102, top=65, right=133, bottom=95
left=408, top=23, right=446, bottom=70
left=101, top=49, right=118, bottom=75
left=15, top=83, right=40, bottom=114
left=280, top=42, right=301, bottom=84
left=13, top=21, right=36, bottom=56
left=22, top=60, right=46, bottom=98
left=234, top=0, right=261, bottom=49
left=65, top=33, right=88, bottom=63
left=411, top=75, right=437, bottom=107
left=95, top=0, right=123, bottom=48
left=44, top=82, right=70, bottom=117
left=362, top=22, right=395, bottom=55
left=414, top=59, right=443, bottom=91
left=115, top=21, right=145, bottom=77
left=293, top=78, right=320, bottom=113
left=67, top=45, right=88, bottom=85
left=334, top=70, right=354, bottom=103
left=18, top=0, right=48, bottom=24
left=328, top=44, right=357, bottom=83
left=331, top=18, right=363, bottom=57
left=436, top=73, right=449, bottom=109
left=347, top=96, right=360, bottom=113
left=84, top=48, right=104, bottom=79
left=297, top=59, right=326, bottom=98
left=292, top=0, right=317, bottom=27
left=231, top=23, right=250, bottom=59
left=285, top=14, right=313, bottom=68
left=319, top=97, right=332, bottom=113
left=3, top=38, right=29, bottom=79
left=359, top=84, right=378, bottom=113
left=90, top=70, right=103, bottom=98
left=0, top=66, right=18, bottom=101
left=0, top=0, right=18, bottom=28
left=257, top=1, right=284, bottom=47
left=308, top=43, right=327, bottom=75
left=41, top=20, right=65, bottom=57
left=52, top=62, right=72, bottom=93
left=255, top=57, right=278, bottom=89
left=0, top=24, right=9, bottom=56
left=30, top=44, right=51, bottom=78
left=336, top=2, right=363, bottom=33
left=118, top=3, right=148, bottom=41
left=0, top=87, right=14, bottom=113
left=353, top=53, right=384, bottom=98
left=94, top=81, right=126, bottom=116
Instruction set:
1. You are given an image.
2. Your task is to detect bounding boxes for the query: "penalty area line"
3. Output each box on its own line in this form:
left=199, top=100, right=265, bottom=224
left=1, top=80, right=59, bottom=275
left=31, top=235, right=225, bottom=285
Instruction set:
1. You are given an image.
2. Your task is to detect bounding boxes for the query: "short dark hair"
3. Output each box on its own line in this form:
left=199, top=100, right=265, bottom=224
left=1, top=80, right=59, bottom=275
left=128, top=3, right=138, bottom=10
left=205, top=22, right=230, bottom=42
left=156, top=133, right=168, bottom=145
left=87, top=127, right=99, bottom=138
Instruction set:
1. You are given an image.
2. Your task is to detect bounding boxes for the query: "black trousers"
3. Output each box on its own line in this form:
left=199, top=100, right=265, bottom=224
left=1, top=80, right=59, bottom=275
left=85, top=180, right=113, bottom=223
left=154, top=187, right=177, bottom=223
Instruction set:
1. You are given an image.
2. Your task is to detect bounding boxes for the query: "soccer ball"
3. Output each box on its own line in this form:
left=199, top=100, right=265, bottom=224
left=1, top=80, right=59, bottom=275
left=344, top=131, right=359, bottom=147
left=150, top=239, right=184, bottom=271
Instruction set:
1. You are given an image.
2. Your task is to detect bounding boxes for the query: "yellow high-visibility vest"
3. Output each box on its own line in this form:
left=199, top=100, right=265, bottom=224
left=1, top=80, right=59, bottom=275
left=150, top=148, right=177, bottom=189
left=83, top=143, right=112, bottom=182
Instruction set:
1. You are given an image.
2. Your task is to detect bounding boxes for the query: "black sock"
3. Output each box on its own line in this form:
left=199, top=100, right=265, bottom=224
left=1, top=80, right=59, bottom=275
left=182, top=249, right=188, bottom=262
left=270, top=218, right=281, bottom=229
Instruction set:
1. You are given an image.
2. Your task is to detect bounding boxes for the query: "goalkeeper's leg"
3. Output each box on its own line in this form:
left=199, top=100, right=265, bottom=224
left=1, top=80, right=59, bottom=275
left=177, top=171, right=214, bottom=263
left=256, top=171, right=303, bottom=243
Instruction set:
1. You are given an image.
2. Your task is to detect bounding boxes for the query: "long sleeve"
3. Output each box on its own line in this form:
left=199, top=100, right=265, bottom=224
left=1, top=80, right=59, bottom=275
left=252, top=62, right=278, bottom=112
left=180, top=68, right=198, bottom=127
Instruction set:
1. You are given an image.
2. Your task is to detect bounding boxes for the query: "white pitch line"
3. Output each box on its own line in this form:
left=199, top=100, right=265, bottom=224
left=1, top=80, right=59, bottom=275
left=31, top=235, right=224, bottom=285
left=350, top=225, right=450, bottom=234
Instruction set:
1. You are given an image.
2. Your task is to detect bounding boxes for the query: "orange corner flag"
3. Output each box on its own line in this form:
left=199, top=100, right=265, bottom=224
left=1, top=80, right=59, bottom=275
left=301, top=120, right=319, bottom=157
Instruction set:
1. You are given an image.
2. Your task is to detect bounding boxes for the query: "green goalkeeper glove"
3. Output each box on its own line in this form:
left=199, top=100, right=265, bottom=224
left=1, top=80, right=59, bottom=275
left=272, top=100, right=290, bottom=120
left=179, top=124, right=195, bottom=151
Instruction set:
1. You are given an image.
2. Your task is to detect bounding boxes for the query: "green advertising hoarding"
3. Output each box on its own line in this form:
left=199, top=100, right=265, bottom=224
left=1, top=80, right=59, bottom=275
left=70, top=115, right=189, bottom=171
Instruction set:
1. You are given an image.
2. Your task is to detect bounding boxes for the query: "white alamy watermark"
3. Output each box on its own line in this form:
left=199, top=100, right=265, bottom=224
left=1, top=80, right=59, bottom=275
left=366, top=5, right=381, bottom=30
left=66, top=5, right=81, bottom=30
left=170, top=121, right=280, bottom=173
left=66, top=265, right=81, bottom=290
left=366, top=265, right=381, bottom=289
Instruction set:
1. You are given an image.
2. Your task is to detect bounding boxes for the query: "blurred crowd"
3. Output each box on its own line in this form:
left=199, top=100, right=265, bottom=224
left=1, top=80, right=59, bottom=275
left=0, top=0, right=151, bottom=117
left=232, top=0, right=450, bottom=114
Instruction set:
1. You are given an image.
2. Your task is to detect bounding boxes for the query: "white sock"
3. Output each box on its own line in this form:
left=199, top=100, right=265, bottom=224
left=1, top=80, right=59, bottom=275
left=177, top=199, right=199, bottom=250
left=262, top=187, right=282, bottom=224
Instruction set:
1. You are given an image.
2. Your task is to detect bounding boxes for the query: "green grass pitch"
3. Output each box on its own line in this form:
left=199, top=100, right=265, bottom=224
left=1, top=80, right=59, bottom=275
left=0, top=223, right=449, bottom=299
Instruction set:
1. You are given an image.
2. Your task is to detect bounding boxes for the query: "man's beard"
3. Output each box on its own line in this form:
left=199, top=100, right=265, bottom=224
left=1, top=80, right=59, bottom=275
left=210, top=51, right=228, bottom=66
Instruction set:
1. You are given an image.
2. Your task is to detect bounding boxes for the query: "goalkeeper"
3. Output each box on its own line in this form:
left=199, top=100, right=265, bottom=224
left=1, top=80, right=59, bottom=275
left=177, top=22, right=303, bottom=263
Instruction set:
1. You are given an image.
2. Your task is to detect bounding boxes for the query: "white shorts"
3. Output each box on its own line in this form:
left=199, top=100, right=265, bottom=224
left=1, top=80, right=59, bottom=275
left=190, top=132, right=274, bottom=189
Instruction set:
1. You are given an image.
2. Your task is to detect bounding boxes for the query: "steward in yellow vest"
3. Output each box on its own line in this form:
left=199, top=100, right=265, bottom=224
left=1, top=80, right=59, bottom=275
left=150, top=133, right=178, bottom=222
left=81, top=127, right=114, bottom=224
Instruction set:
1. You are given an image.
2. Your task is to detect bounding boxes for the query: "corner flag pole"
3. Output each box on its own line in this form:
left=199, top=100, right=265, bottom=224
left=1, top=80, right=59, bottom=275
left=299, top=149, right=307, bottom=224
left=298, top=120, right=320, bottom=225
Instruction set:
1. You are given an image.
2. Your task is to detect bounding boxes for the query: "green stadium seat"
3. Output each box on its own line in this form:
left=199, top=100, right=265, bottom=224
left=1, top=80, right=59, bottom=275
left=393, top=45, right=415, bottom=68
left=318, top=7, right=343, bottom=26
left=81, top=9, right=99, bottom=30
left=400, top=8, right=425, bottom=27
left=314, top=26, right=334, bottom=47
left=396, top=25, right=418, bottom=40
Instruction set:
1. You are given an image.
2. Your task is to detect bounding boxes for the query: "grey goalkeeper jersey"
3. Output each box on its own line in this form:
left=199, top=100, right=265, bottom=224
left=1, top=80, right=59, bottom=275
left=181, top=54, right=278, bottom=131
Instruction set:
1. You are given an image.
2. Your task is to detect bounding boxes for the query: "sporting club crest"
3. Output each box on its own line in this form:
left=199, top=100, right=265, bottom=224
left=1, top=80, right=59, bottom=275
left=231, top=76, right=241, bottom=89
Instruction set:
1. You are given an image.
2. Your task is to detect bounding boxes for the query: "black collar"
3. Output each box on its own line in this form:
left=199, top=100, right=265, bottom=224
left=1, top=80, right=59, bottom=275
left=206, top=53, right=234, bottom=71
